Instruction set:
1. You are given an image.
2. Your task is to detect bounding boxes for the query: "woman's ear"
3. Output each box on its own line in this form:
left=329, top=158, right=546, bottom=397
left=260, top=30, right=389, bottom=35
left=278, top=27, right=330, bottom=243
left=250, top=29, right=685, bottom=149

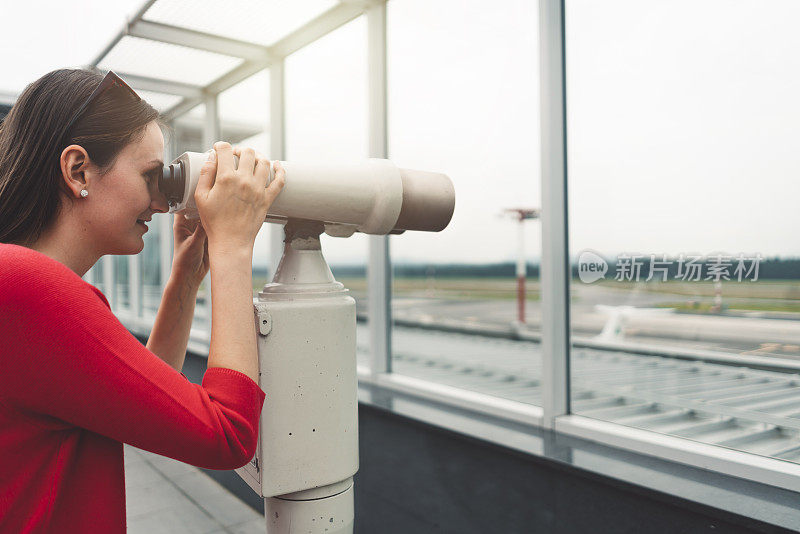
left=59, top=144, right=91, bottom=199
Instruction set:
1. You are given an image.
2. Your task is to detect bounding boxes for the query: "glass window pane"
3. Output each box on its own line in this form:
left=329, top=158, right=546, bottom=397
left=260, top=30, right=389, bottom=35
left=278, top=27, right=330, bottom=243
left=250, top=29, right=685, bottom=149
left=567, top=0, right=800, bottom=465
left=286, top=17, right=367, bottom=162
left=388, top=0, right=540, bottom=403
left=220, top=69, right=269, bottom=134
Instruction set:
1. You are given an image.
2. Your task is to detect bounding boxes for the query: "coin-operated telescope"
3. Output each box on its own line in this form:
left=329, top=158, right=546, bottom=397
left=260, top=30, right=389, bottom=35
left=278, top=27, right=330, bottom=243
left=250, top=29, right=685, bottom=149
left=161, top=152, right=455, bottom=534
left=161, top=152, right=454, bottom=236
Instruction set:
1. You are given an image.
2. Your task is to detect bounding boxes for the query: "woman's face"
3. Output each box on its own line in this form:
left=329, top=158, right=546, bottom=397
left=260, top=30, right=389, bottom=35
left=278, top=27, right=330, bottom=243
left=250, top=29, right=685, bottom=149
left=83, top=121, right=169, bottom=255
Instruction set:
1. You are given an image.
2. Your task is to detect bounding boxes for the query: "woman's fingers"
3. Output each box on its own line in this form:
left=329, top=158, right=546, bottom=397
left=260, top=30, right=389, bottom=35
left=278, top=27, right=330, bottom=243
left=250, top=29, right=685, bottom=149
left=265, top=161, right=285, bottom=202
left=239, top=146, right=257, bottom=178
left=254, top=156, right=270, bottom=190
left=195, top=149, right=217, bottom=200
left=192, top=221, right=206, bottom=240
left=232, top=146, right=258, bottom=179
left=213, top=141, right=235, bottom=179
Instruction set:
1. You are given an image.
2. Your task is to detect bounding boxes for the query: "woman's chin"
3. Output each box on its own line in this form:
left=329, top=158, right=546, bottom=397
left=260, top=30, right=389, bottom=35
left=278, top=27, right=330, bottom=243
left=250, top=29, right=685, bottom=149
left=99, top=226, right=148, bottom=255
left=111, top=235, right=145, bottom=256
left=132, top=233, right=146, bottom=254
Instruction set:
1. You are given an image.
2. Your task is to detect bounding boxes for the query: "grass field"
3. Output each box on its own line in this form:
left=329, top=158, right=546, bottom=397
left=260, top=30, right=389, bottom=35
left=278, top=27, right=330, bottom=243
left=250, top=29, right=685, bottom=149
left=254, top=276, right=543, bottom=301
left=598, top=278, right=800, bottom=299
left=250, top=276, right=800, bottom=314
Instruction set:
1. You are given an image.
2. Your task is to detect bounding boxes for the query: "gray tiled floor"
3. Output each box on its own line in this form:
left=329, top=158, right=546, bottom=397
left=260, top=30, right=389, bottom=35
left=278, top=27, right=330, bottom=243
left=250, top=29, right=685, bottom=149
left=124, top=444, right=264, bottom=534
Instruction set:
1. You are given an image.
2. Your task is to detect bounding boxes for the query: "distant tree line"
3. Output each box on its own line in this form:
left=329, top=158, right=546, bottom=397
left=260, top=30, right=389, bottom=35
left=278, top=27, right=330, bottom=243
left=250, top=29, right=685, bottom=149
left=326, top=263, right=539, bottom=279
left=131, top=256, right=800, bottom=287
left=571, top=255, right=800, bottom=282
left=312, top=256, right=800, bottom=280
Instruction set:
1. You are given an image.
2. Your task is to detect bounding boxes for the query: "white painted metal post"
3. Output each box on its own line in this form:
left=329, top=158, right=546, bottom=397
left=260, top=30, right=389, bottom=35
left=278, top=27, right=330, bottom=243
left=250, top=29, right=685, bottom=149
left=202, top=93, right=220, bottom=336
left=103, top=255, right=115, bottom=311
left=269, top=61, right=286, bottom=279
left=539, top=0, right=570, bottom=428
left=129, top=253, right=141, bottom=319
left=517, top=218, right=526, bottom=324
left=367, top=2, right=391, bottom=375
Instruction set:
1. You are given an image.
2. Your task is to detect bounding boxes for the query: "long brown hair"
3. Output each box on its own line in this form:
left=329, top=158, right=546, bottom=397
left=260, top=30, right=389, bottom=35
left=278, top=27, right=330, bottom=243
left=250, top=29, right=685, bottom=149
left=0, top=69, right=161, bottom=245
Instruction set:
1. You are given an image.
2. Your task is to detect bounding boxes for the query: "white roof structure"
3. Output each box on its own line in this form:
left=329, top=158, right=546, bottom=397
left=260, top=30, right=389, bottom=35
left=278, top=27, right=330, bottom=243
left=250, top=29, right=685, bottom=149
left=89, top=0, right=378, bottom=121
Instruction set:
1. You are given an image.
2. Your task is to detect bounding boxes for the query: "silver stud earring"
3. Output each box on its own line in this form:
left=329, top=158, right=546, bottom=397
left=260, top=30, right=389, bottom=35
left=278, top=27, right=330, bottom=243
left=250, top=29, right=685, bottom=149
left=80, top=189, right=88, bottom=198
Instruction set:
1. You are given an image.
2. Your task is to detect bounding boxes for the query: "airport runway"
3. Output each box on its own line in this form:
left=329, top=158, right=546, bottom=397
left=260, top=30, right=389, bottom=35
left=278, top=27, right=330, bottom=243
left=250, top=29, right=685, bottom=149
left=347, top=284, right=800, bottom=360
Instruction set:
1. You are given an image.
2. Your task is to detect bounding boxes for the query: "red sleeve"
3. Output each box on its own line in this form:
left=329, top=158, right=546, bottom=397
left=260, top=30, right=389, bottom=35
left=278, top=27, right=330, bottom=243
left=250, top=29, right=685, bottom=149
left=0, top=245, right=265, bottom=470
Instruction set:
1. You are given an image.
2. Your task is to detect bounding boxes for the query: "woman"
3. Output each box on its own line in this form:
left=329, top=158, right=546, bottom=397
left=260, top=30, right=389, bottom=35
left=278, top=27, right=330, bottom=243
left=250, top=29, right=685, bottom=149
left=0, top=68, right=284, bottom=532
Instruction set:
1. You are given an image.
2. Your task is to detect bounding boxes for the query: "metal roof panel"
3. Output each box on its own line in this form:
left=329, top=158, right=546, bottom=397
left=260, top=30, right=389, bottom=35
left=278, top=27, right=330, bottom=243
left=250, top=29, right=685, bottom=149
left=141, top=0, right=339, bottom=47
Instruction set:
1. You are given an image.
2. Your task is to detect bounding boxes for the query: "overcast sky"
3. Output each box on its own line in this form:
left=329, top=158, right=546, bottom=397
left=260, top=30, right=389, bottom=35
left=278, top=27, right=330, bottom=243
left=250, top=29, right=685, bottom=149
left=3, top=0, right=799, bottom=266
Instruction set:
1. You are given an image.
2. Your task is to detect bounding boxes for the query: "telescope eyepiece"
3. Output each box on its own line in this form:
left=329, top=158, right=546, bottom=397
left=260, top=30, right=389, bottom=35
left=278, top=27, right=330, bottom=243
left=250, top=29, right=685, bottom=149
left=160, top=160, right=186, bottom=207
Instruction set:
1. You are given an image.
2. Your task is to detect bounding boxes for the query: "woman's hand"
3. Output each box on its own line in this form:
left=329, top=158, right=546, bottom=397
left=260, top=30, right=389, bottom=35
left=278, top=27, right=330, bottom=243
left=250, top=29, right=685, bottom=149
left=194, top=142, right=285, bottom=255
left=170, top=211, right=210, bottom=289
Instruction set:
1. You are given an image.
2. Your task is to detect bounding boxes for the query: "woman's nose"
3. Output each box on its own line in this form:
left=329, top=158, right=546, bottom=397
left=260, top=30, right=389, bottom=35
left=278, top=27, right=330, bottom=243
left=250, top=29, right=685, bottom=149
left=150, top=185, right=170, bottom=214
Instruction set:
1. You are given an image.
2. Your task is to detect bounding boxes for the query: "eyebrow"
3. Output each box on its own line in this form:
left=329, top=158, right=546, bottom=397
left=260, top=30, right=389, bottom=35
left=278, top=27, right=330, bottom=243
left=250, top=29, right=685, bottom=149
left=143, top=160, right=164, bottom=176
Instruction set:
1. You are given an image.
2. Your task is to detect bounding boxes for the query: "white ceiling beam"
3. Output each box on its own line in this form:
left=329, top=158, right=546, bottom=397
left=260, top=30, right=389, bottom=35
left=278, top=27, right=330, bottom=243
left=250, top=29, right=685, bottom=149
left=203, top=60, right=270, bottom=96
left=127, top=20, right=272, bottom=62
left=269, top=2, right=366, bottom=59
left=130, top=0, right=159, bottom=22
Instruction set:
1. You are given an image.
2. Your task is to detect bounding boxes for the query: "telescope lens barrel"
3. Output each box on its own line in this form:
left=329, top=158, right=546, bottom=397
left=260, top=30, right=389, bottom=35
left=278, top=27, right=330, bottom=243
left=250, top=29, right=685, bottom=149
left=393, top=168, right=456, bottom=233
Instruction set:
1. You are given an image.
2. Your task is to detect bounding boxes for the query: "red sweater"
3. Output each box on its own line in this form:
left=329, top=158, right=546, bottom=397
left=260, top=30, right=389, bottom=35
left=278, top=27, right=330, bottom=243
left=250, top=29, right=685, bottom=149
left=0, top=244, right=265, bottom=533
